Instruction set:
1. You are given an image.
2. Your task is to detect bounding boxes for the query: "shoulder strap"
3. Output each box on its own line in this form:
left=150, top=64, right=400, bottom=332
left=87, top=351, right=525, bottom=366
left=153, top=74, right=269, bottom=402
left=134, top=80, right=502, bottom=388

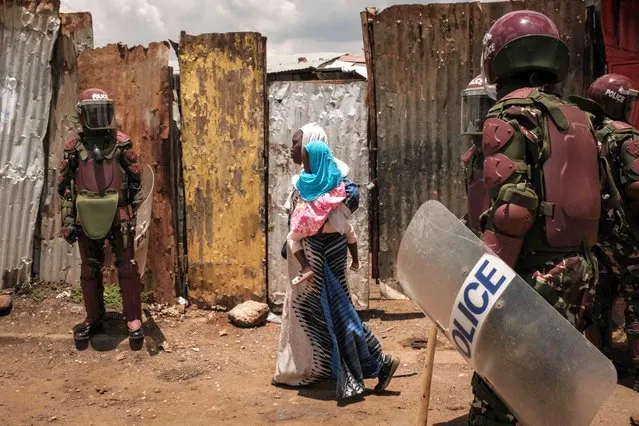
left=528, top=90, right=569, bottom=131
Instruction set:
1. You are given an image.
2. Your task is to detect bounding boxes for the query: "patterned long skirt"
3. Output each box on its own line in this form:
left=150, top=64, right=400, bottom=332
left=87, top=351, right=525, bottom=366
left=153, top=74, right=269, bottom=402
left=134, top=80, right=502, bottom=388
left=273, top=232, right=384, bottom=399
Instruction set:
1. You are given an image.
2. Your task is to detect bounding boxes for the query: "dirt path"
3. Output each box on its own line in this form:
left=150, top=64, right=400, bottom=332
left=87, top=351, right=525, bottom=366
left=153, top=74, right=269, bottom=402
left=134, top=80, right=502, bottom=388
left=0, top=290, right=636, bottom=425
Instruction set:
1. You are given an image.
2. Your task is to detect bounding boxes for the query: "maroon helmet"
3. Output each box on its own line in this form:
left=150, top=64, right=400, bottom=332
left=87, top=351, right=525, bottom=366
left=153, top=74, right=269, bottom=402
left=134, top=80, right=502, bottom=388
left=481, top=10, right=569, bottom=85
left=587, top=73, right=639, bottom=122
left=76, top=88, right=115, bottom=131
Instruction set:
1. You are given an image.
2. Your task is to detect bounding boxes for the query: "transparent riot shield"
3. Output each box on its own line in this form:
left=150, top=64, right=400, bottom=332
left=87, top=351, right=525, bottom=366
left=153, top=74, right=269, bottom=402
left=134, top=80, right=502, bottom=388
left=396, top=200, right=616, bottom=426
left=134, top=165, right=154, bottom=277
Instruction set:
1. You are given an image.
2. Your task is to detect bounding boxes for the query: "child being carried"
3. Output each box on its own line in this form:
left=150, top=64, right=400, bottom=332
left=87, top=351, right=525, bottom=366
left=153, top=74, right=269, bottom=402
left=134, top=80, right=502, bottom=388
left=287, top=140, right=360, bottom=286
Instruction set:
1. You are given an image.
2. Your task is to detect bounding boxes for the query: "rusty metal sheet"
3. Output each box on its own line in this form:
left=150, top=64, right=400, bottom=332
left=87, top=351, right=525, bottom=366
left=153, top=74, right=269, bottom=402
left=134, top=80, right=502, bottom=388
left=0, top=0, right=60, bottom=289
left=179, top=32, right=267, bottom=308
left=77, top=42, right=177, bottom=302
left=38, top=12, right=93, bottom=285
left=367, top=1, right=588, bottom=296
left=268, top=80, right=370, bottom=311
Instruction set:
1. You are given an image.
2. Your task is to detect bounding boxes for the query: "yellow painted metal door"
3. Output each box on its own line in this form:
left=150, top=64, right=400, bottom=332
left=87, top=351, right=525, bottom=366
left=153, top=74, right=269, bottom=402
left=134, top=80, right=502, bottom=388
left=179, top=32, right=267, bottom=307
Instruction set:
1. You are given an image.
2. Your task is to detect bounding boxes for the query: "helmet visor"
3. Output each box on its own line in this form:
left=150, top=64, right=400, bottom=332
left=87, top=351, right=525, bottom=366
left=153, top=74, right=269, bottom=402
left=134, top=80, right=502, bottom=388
left=461, top=90, right=494, bottom=135
left=619, top=87, right=639, bottom=123
left=479, top=50, right=498, bottom=101
left=79, top=101, right=114, bottom=130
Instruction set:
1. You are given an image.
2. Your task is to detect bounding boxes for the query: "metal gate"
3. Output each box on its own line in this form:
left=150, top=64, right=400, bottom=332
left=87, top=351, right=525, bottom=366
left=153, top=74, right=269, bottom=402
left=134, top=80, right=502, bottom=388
left=268, top=80, right=370, bottom=310
left=179, top=32, right=267, bottom=308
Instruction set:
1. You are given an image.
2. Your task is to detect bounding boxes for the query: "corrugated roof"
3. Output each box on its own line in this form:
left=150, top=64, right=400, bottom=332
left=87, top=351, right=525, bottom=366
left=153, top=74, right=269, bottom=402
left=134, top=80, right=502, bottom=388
left=267, top=52, right=345, bottom=74
left=339, top=54, right=366, bottom=63
left=171, top=52, right=362, bottom=76
left=321, top=58, right=368, bottom=79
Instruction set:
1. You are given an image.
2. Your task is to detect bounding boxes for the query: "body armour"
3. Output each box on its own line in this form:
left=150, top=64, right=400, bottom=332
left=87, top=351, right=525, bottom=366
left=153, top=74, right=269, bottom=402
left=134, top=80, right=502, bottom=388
left=480, top=87, right=601, bottom=267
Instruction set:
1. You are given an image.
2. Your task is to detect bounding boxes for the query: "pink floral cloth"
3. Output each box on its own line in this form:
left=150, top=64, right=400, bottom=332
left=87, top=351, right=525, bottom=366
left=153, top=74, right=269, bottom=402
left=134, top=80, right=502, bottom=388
left=290, top=182, right=346, bottom=239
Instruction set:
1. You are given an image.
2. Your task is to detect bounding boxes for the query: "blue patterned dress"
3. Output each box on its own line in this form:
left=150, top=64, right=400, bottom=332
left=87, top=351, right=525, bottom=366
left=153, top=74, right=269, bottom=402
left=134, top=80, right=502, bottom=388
left=273, top=177, right=386, bottom=399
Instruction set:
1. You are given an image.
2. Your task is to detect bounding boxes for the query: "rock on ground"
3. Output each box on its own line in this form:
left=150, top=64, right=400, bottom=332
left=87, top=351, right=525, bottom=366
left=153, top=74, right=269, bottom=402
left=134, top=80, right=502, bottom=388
left=0, top=294, right=12, bottom=313
left=227, top=301, right=269, bottom=328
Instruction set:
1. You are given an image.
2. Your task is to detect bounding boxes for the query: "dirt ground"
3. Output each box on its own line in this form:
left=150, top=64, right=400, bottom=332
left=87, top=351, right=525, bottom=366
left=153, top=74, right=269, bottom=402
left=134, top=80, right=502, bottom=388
left=0, top=285, right=637, bottom=426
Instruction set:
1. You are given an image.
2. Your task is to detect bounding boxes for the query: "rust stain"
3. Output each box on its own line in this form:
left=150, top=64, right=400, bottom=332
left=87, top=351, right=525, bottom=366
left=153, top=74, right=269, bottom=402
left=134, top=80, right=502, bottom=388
left=39, top=12, right=94, bottom=285
left=5, top=0, right=61, bottom=13
left=368, top=1, right=588, bottom=287
left=179, top=32, right=267, bottom=308
left=77, top=42, right=177, bottom=302
left=59, top=12, right=93, bottom=54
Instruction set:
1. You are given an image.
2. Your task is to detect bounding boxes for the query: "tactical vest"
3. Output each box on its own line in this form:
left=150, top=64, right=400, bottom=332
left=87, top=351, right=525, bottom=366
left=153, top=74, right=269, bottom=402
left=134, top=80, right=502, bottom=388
left=597, top=119, right=639, bottom=239
left=485, top=88, right=601, bottom=258
left=68, top=133, right=131, bottom=239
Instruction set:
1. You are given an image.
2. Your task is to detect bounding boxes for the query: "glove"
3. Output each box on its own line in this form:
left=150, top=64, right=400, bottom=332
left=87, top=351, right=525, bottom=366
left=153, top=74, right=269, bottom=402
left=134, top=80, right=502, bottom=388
left=62, top=224, right=79, bottom=245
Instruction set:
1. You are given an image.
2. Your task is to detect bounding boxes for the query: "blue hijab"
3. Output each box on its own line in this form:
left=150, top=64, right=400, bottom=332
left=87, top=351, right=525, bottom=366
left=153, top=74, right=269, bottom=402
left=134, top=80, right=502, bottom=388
left=296, top=140, right=343, bottom=202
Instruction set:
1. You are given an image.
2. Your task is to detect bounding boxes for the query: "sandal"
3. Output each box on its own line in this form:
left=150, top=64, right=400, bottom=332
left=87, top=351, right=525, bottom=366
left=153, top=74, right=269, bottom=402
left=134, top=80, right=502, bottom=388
left=292, top=270, right=314, bottom=286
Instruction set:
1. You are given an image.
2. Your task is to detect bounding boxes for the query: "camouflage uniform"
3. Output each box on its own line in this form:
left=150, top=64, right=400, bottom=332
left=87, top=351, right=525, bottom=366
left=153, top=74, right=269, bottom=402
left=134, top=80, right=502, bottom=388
left=469, top=11, right=603, bottom=424
left=469, top=90, right=600, bottom=425
left=591, top=117, right=639, bottom=390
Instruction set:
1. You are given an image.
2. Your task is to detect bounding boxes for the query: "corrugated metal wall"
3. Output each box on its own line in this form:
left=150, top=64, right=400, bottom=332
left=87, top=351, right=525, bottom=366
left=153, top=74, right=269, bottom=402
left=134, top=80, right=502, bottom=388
left=0, top=1, right=60, bottom=289
left=38, top=12, right=93, bottom=285
left=76, top=42, right=177, bottom=302
left=364, top=1, right=589, bottom=294
left=268, top=80, right=370, bottom=311
left=179, top=32, right=267, bottom=308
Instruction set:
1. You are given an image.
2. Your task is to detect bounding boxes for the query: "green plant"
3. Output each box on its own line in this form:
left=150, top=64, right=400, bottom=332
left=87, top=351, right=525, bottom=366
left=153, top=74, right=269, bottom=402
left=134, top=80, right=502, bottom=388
left=103, top=285, right=122, bottom=309
left=28, top=288, right=47, bottom=303
left=70, top=285, right=84, bottom=304
left=69, top=284, right=122, bottom=309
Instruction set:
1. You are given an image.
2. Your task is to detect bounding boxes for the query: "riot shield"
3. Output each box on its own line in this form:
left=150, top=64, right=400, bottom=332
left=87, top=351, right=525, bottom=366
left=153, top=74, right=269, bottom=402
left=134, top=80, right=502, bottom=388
left=134, top=164, right=154, bottom=277
left=396, top=200, right=616, bottom=426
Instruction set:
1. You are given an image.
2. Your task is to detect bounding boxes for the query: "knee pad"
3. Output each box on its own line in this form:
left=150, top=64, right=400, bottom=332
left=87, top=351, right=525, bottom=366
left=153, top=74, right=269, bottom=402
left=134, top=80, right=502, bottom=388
left=81, top=258, right=102, bottom=280
left=118, top=260, right=138, bottom=279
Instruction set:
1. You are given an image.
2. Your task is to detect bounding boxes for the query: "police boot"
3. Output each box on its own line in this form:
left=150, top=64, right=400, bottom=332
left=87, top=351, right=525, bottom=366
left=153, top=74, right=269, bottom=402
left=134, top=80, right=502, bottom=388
left=469, top=374, right=517, bottom=425
left=73, top=319, right=103, bottom=342
left=75, top=262, right=106, bottom=349
left=127, top=319, right=144, bottom=351
left=118, top=255, right=144, bottom=351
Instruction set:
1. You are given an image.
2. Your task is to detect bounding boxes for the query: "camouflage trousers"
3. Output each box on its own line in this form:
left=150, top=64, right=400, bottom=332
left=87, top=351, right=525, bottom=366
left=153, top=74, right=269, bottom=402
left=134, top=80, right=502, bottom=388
left=593, top=229, right=639, bottom=339
left=469, top=254, right=597, bottom=425
left=592, top=228, right=639, bottom=393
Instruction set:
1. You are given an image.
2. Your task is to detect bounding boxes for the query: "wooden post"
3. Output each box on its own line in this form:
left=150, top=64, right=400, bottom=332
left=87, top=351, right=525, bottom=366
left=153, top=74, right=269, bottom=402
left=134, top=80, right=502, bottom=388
left=418, top=323, right=438, bottom=425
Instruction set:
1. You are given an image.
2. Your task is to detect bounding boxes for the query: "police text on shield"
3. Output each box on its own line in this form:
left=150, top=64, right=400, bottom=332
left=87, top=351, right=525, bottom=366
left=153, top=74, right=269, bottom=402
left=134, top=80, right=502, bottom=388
left=449, top=254, right=515, bottom=362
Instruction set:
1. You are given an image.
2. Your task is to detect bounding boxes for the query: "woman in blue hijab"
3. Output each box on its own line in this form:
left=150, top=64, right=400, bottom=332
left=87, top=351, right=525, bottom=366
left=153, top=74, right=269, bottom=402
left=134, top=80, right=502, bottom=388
left=276, top=136, right=399, bottom=401
left=288, top=141, right=348, bottom=285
